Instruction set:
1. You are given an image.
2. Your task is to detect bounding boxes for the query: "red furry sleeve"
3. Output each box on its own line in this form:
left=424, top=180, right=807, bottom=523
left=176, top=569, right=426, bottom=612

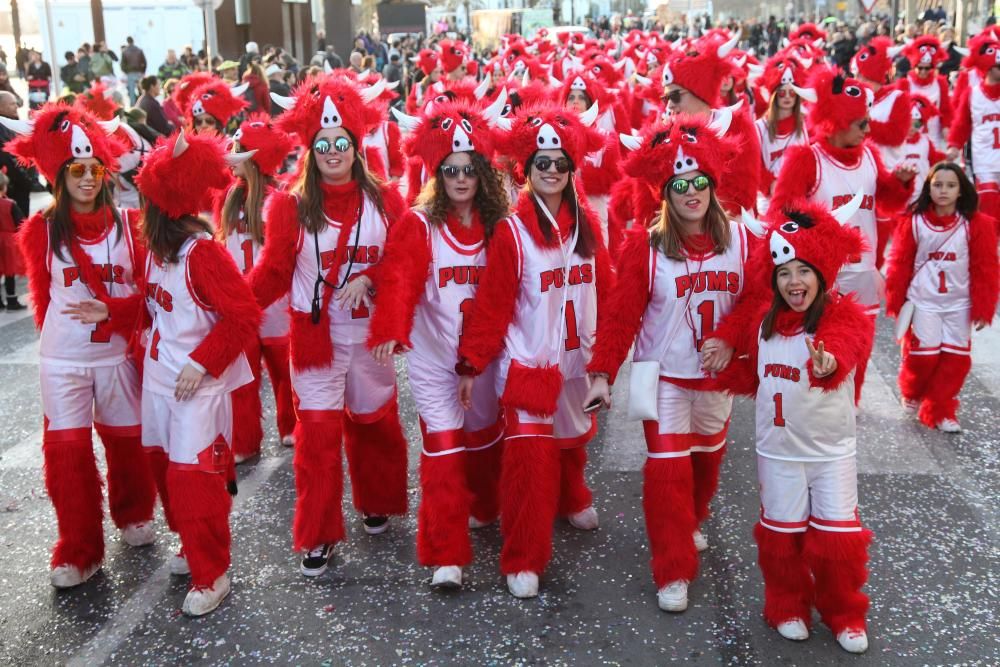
left=248, top=190, right=297, bottom=309
left=872, top=145, right=914, bottom=212
left=187, top=240, right=263, bottom=378
left=386, top=121, right=405, bottom=178
left=404, top=156, right=424, bottom=206
left=360, top=185, right=407, bottom=286
left=587, top=227, right=650, bottom=383
left=769, top=144, right=817, bottom=215
left=969, top=212, right=1000, bottom=324
left=457, top=222, right=520, bottom=373
left=713, top=304, right=767, bottom=397
left=948, top=88, right=972, bottom=149
left=367, top=210, right=430, bottom=349
left=883, top=215, right=918, bottom=318
left=938, top=76, right=952, bottom=129
left=808, top=295, right=874, bottom=391
left=928, top=141, right=947, bottom=167
left=104, top=210, right=147, bottom=338
left=17, top=213, right=50, bottom=330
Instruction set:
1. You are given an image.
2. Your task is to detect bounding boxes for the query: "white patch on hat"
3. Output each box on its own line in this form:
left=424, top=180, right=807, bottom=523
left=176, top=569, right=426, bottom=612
left=70, top=124, right=94, bottom=159
left=672, top=146, right=699, bottom=176
left=536, top=123, right=562, bottom=149
left=780, top=67, right=794, bottom=86
left=321, top=96, right=343, bottom=129
left=571, top=76, right=587, bottom=91
left=192, top=99, right=206, bottom=117
left=661, top=63, right=674, bottom=86
left=451, top=124, right=473, bottom=152
left=769, top=229, right=796, bottom=265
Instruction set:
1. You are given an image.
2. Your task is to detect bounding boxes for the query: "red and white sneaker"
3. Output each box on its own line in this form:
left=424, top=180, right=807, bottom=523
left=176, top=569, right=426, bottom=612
left=182, top=574, right=231, bottom=617
left=836, top=628, right=869, bottom=653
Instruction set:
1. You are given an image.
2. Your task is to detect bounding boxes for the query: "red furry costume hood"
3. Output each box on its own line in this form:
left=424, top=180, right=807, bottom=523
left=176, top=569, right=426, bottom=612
left=756, top=57, right=808, bottom=103
left=395, top=98, right=505, bottom=173
left=232, top=112, right=294, bottom=176
left=851, top=37, right=903, bottom=85
left=173, top=72, right=217, bottom=113
left=903, top=35, right=947, bottom=69
left=495, top=103, right=604, bottom=181
left=661, top=31, right=741, bottom=106
left=438, top=39, right=469, bottom=75
left=184, top=80, right=248, bottom=126
left=272, top=73, right=388, bottom=146
left=795, top=67, right=873, bottom=135
left=412, top=48, right=439, bottom=76
left=75, top=81, right=120, bottom=120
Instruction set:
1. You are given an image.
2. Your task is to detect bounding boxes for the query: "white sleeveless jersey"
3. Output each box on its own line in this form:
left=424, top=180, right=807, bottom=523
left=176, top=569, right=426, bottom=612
left=41, top=211, right=138, bottom=367
left=908, top=76, right=944, bottom=144
left=289, top=194, right=387, bottom=345
left=221, top=211, right=290, bottom=341
left=143, top=235, right=254, bottom=397
left=905, top=213, right=971, bottom=312
left=634, top=221, right=747, bottom=379
left=754, top=117, right=809, bottom=180
left=409, top=212, right=487, bottom=367
left=969, top=84, right=1000, bottom=175
left=809, top=144, right=879, bottom=272
left=502, top=214, right=597, bottom=380
left=755, top=327, right=856, bottom=461
left=879, top=135, right=932, bottom=205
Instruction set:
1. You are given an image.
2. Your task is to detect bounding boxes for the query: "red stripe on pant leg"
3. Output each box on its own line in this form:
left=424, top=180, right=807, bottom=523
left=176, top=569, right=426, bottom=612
left=499, top=435, right=560, bottom=575
left=417, top=448, right=473, bottom=567
left=754, top=523, right=813, bottom=629
left=918, top=352, right=972, bottom=427
left=557, top=446, right=593, bottom=516
left=95, top=425, right=156, bottom=529
left=853, top=314, right=876, bottom=405
left=465, top=437, right=503, bottom=524
left=898, top=336, right=939, bottom=402
left=643, top=456, right=698, bottom=588
left=43, top=436, right=105, bottom=570
left=804, top=527, right=873, bottom=634
left=262, top=342, right=296, bottom=439
left=167, top=467, right=232, bottom=588
left=145, top=448, right=177, bottom=532
left=642, top=422, right=701, bottom=455
left=419, top=420, right=463, bottom=454
left=292, top=413, right=345, bottom=551
left=343, top=397, right=409, bottom=516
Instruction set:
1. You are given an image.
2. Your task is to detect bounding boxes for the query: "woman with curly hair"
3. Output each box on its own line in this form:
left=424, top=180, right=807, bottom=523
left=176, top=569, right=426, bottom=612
left=368, top=99, right=508, bottom=589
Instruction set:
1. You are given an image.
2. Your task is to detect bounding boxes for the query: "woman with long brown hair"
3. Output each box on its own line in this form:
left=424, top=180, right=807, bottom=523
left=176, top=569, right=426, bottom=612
left=249, top=75, right=410, bottom=578
left=368, top=98, right=508, bottom=589
left=753, top=57, right=809, bottom=212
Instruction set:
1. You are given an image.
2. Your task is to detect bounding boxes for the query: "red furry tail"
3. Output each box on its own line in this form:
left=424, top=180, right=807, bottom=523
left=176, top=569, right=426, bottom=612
left=557, top=446, right=593, bottom=516
left=754, top=523, right=813, bottom=628
left=168, top=467, right=232, bottom=588
left=96, top=425, right=156, bottom=529
left=804, top=528, right=873, bottom=634
left=918, top=352, right=971, bottom=427
left=643, top=456, right=698, bottom=588
left=499, top=436, right=560, bottom=575
left=43, top=434, right=105, bottom=570
left=465, top=440, right=503, bottom=524
left=261, top=342, right=296, bottom=439
left=417, top=446, right=473, bottom=567
left=292, top=413, right=345, bottom=551
left=343, top=398, right=409, bottom=517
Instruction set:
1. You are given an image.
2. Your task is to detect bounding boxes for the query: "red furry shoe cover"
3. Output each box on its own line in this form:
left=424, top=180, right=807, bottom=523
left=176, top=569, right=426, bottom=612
left=754, top=523, right=813, bottom=629
left=417, top=448, right=473, bottom=567
left=643, top=455, right=698, bottom=587
left=292, top=414, right=345, bottom=551
left=96, top=426, right=156, bottom=529
left=43, top=436, right=105, bottom=570
left=499, top=436, right=560, bottom=575
left=343, top=399, right=409, bottom=517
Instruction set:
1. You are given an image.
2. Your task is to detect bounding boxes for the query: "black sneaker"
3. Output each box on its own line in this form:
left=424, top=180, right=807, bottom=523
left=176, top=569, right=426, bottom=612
left=300, top=544, right=334, bottom=577
left=4, top=297, right=24, bottom=311
left=363, top=515, right=389, bottom=535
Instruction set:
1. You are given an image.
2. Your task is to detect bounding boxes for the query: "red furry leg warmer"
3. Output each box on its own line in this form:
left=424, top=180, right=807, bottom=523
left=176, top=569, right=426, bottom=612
left=167, top=467, right=232, bottom=588
left=262, top=342, right=296, bottom=440
left=343, top=398, right=409, bottom=517
left=499, top=436, right=560, bottom=575
left=417, top=437, right=473, bottom=567
left=918, top=352, right=972, bottom=427
left=43, top=433, right=104, bottom=570
left=978, top=189, right=1000, bottom=225
left=231, top=338, right=263, bottom=460
left=96, top=425, right=156, bottom=529
left=691, top=444, right=727, bottom=525
left=643, top=456, right=698, bottom=588
left=292, top=412, right=345, bottom=551
left=465, top=440, right=503, bottom=523
left=557, top=446, right=593, bottom=516
left=804, top=528, right=873, bottom=635
left=754, top=523, right=813, bottom=628
left=898, top=344, right=939, bottom=402
left=145, top=448, right=177, bottom=532
left=853, top=315, right=876, bottom=405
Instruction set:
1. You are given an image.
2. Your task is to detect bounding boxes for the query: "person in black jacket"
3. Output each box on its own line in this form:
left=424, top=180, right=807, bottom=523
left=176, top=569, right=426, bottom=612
left=0, top=91, right=33, bottom=216
left=135, top=76, right=173, bottom=136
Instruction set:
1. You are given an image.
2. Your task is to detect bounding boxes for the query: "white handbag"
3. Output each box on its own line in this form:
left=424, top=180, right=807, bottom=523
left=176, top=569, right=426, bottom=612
left=894, top=300, right=915, bottom=343
left=626, top=359, right=660, bottom=421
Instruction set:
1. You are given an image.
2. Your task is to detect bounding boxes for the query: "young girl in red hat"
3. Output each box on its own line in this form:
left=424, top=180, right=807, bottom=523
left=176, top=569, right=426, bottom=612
left=5, top=104, right=157, bottom=589
left=457, top=103, right=613, bottom=599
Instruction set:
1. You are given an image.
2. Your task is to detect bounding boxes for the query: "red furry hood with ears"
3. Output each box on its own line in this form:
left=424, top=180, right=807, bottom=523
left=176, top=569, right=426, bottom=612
left=438, top=39, right=468, bottom=74
left=904, top=35, right=947, bottom=68
left=400, top=101, right=499, bottom=173
left=75, top=81, right=119, bottom=120
left=413, top=48, right=438, bottom=76
left=135, top=132, right=235, bottom=218
left=558, top=70, right=615, bottom=109
left=619, top=112, right=737, bottom=199
left=789, top=23, right=827, bottom=43
left=851, top=37, right=900, bottom=84
left=778, top=37, right=826, bottom=71
left=232, top=112, right=294, bottom=176
left=504, top=79, right=556, bottom=114
left=963, top=34, right=1000, bottom=73
left=2, top=103, right=127, bottom=183
left=802, top=67, right=873, bottom=134
left=274, top=73, right=385, bottom=146
left=661, top=33, right=741, bottom=106
left=757, top=57, right=807, bottom=100
left=579, top=55, right=624, bottom=88
left=909, top=93, right=939, bottom=124
left=173, top=72, right=217, bottom=111
left=495, top=104, right=604, bottom=180
left=185, top=80, right=248, bottom=125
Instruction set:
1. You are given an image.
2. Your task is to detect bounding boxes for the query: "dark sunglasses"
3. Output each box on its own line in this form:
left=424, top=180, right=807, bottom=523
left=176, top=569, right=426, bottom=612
left=532, top=156, right=572, bottom=174
left=916, top=66, right=932, bottom=71
left=664, top=89, right=687, bottom=105
left=67, top=163, right=106, bottom=179
left=194, top=115, right=218, bottom=127
left=440, top=163, right=477, bottom=179
left=313, top=136, right=353, bottom=154
left=668, top=174, right=711, bottom=195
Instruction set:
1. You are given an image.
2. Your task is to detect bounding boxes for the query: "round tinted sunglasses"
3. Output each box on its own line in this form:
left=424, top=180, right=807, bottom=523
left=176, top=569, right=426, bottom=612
left=441, top=164, right=477, bottom=179
left=67, top=163, right=106, bottom=179
left=668, top=174, right=711, bottom=195
left=313, top=136, right=353, bottom=154
left=533, top=156, right=572, bottom=174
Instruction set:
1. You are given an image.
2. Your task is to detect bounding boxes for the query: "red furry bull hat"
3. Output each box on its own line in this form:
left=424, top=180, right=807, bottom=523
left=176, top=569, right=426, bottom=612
left=76, top=81, right=119, bottom=120
left=185, top=80, right=249, bottom=126
left=742, top=194, right=867, bottom=288
left=793, top=67, right=873, bottom=135
left=495, top=102, right=604, bottom=179
left=173, top=72, right=216, bottom=112
left=789, top=23, right=828, bottom=44
left=412, top=49, right=439, bottom=76
left=231, top=112, right=294, bottom=176
left=438, top=39, right=468, bottom=74
left=393, top=93, right=508, bottom=172
left=271, top=73, right=387, bottom=145
left=661, top=31, right=741, bottom=106
left=757, top=57, right=807, bottom=101
left=619, top=110, right=736, bottom=197
left=904, top=35, right=947, bottom=69
left=557, top=70, right=615, bottom=110
left=0, top=103, right=126, bottom=183
left=136, top=131, right=255, bottom=218
left=779, top=36, right=826, bottom=71
left=960, top=33, right=1000, bottom=73
left=910, top=94, right=939, bottom=126
left=851, top=36, right=905, bottom=84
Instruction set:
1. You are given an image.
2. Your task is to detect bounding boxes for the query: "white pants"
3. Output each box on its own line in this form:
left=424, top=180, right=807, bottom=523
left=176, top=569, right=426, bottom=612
left=292, top=340, right=396, bottom=418
left=503, top=375, right=595, bottom=448
left=142, top=390, right=233, bottom=470
left=757, top=454, right=861, bottom=533
left=643, top=381, right=732, bottom=458
left=909, top=307, right=972, bottom=356
left=40, top=359, right=141, bottom=431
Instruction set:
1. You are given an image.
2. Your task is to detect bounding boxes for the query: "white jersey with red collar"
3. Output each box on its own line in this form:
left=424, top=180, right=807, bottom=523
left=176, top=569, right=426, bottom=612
left=289, top=194, right=387, bottom=345
left=969, top=84, right=1000, bottom=175
left=143, top=234, right=253, bottom=397
left=809, top=144, right=879, bottom=272
left=754, top=117, right=809, bottom=182
left=905, top=213, right=971, bottom=312
left=634, top=221, right=748, bottom=379
left=222, top=211, right=290, bottom=342
left=501, top=213, right=597, bottom=381
left=755, top=327, right=856, bottom=462
left=41, top=211, right=138, bottom=367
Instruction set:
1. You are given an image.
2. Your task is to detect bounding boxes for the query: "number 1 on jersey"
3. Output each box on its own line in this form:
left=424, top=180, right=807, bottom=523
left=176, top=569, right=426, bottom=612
left=772, top=392, right=786, bottom=427
left=240, top=239, right=254, bottom=274
left=695, top=300, right=715, bottom=352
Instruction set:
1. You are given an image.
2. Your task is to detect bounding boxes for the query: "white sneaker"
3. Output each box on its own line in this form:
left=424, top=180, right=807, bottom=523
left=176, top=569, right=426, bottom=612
left=777, top=618, right=809, bottom=641
left=836, top=628, right=869, bottom=653
left=506, top=571, right=539, bottom=598
left=657, top=580, right=689, bottom=612
left=50, top=562, right=101, bottom=589
left=168, top=551, right=190, bottom=576
left=937, top=418, right=961, bottom=433
left=281, top=434, right=295, bottom=447
left=567, top=506, right=599, bottom=530
left=901, top=397, right=920, bottom=415
left=431, top=565, right=463, bottom=588
left=692, top=529, right=708, bottom=552
left=468, top=515, right=495, bottom=529
left=182, top=574, right=231, bottom=617
left=121, top=521, right=156, bottom=547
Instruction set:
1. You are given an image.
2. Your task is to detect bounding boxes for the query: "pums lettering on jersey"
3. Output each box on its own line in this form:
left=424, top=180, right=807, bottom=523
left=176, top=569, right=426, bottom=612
left=763, top=363, right=801, bottom=382
left=831, top=194, right=875, bottom=211
left=981, top=113, right=1000, bottom=123
left=145, top=282, right=173, bottom=312
left=675, top=271, right=740, bottom=298
left=62, top=263, right=126, bottom=288
left=539, top=263, right=594, bottom=292
left=927, top=251, right=957, bottom=261
left=438, top=265, right=484, bottom=288
left=319, top=245, right=381, bottom=269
